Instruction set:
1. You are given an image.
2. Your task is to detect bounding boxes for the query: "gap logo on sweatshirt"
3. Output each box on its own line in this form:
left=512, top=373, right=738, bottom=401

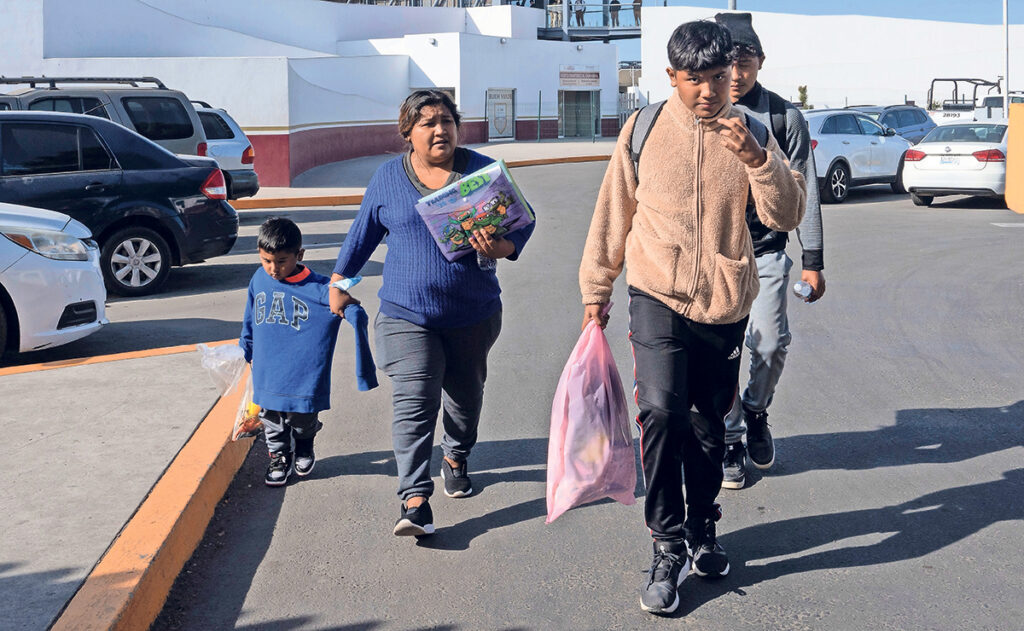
left=254, top=291, right=309, bottom=331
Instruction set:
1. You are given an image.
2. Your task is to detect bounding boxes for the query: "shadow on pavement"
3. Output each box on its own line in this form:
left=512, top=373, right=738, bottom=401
left=3, top=317, right=243, bottom=367
left=765, top=400, right=1023, bottom=479
left=237, top=208, right=358, bottom=228
left=925, top=195, right=1007, bottom=210
left=822, top=185, right=904, bottom=206
left=236, top=619, right=384, bottom=631
left=154, top=441, right=286, bottom=631
left=0, top=562, right=83, bottom=630
left=673, top=466, right=1024, bottom=617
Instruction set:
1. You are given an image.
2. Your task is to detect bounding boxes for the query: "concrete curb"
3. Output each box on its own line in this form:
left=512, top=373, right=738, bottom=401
left=229, top=154, right=612, bottom=210
left=50, top=367, right=255, bottom=631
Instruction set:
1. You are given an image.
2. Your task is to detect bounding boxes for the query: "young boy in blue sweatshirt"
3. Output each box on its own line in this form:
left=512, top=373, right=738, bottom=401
left=240, top=218, right=344, bottom=486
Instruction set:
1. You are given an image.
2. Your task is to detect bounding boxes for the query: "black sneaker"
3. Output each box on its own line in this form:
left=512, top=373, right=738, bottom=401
left=294, top=438, right=316, bottom=477
left=688, top=507, right=730, bottom=578
left=441, top=458, right=473, bottom=498
left=745, top=406, right=775, bottom=469
left=393, top=499, right=435, bottom=537
left=721, top=442, right=746, bottom=490
left=640, top=540, right=691, bottom=615
left=265, top=452, right=292, bottom=487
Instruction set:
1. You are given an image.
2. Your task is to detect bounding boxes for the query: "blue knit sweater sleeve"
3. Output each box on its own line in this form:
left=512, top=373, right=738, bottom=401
left=239, top=274, right=255, bottom=362
left=334, top=174, right=387, bottom=279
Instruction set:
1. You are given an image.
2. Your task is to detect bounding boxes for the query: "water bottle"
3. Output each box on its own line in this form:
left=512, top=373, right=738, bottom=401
left=792, top=281, right=813, bottom=301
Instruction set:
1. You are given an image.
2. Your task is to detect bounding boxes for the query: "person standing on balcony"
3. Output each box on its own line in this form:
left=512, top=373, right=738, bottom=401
left=610, top=0, right=621, bottom=27
left=632, top=0, right=641, bottom=26
left=574, top=0, right=586, bottom=27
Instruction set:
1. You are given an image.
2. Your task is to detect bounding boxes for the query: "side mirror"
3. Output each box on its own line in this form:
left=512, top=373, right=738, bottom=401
left=885, top=127, right=897, bottom=136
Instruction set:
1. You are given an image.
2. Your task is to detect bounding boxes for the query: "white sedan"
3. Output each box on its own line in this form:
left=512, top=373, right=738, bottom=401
left=0, top=202, right=107, bottom=362
left=900, top=122, right=1008, bottom=206
left=806, top=109, right=912, bottom=203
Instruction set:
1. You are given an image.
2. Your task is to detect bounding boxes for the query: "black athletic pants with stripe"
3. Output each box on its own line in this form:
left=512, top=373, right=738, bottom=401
left=628, top=287, right=747, bottom=543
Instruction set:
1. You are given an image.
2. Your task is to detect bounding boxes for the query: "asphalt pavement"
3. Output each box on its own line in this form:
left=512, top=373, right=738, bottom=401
left=128, top=165, right=1024, bottom=630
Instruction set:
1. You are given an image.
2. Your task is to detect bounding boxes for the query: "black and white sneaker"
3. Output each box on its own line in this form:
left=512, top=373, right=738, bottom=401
left=688, top=507, right=730, bottom=578
left=744, top=406, right=775, bottom=469
left=441, top=458, right=473, bottom=498
left=722, top=442, right=746, bottom=490
left=393, top=499, right=435, bottom=537
left=640, top=540, right=691, bottom=615
left=265, top=452, right=292, bottom=487
left=294, top=438, right=316, bottom=477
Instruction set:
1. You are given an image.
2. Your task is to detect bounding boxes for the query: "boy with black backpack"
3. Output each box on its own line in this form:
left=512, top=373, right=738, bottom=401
left=713, top=12, right=827, bottom=490
left=578, top=20, right=806, bottom=615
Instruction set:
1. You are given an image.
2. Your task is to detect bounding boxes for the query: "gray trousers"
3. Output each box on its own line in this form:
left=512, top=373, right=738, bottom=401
left=260, top=408, right=321, bottom=455
left=375, top=310, right=502, bottom=500
left=724, top=250, right=794, bottom=445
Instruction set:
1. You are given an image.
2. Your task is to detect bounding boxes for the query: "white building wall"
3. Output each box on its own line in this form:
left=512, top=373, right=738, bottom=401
left=38, top=56, right=291, bottom=128
left=640, top=7, right=1024, bottom=109
left=287, top=56, right=412, bottom=129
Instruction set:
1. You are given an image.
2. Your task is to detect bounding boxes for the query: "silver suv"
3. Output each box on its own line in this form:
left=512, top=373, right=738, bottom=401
left=194, top=103, right=260, bottom=199
left=0, top=76, right=207, bottom=156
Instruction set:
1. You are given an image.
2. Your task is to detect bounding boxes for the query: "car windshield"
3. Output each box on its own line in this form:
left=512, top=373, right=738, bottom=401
left=922, top=124, right=1007, bottom=143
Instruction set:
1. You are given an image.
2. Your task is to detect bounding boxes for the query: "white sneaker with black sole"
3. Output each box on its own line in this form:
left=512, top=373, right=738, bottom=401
left=265, top=452, right=293, bottom=487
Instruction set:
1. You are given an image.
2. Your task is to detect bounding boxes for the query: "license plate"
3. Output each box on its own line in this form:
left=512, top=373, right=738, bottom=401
left=940, top=156, right=960, bottom=165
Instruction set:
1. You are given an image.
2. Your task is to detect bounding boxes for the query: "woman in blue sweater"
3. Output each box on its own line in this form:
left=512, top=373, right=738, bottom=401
left=330, top=90, right=535, bottom=538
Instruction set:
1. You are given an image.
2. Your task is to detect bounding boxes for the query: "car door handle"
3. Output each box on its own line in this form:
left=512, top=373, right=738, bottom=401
left=84, top=182, right=107, bottom=192
left=842, top=140, right=851, bottom=144
left=871, top=141, right=879, bottom=145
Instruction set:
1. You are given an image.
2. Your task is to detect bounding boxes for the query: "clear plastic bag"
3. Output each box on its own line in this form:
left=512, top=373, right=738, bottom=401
left=546, top=306, right=636, bottom=524
left=197, top=343, right=262, bottom=441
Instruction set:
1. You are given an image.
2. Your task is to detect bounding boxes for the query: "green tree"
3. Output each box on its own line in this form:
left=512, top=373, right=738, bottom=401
left=798, top=85, right=808, bottom=109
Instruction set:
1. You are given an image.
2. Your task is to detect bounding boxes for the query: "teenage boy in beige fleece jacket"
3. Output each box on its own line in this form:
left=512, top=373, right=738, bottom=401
left=578, top=21, right=805, bottom=615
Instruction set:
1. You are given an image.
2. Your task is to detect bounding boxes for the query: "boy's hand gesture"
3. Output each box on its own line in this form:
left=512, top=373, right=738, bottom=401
left=714, top=116, right=768, bottom=168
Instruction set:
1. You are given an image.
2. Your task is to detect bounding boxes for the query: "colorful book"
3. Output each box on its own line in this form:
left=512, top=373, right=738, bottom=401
left=415, top=159, right=536, bottom=262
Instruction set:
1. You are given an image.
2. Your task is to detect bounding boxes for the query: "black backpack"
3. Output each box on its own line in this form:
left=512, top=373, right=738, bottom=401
left=629, top=100, right=775, bottom=181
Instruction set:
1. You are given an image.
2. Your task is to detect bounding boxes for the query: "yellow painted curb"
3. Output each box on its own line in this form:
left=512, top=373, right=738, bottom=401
left=51, top=367, right=255, bottom=631
left=0, top=339, right=235, bottom=377
left=230, top=154, right=613, bottom=210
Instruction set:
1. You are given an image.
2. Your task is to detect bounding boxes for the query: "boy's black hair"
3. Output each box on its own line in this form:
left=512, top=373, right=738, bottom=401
left=714, top=12, right=764, bottom=58
left=666, top=20, right=734, bottom=73
left=258, top=217, right=302, bottom=254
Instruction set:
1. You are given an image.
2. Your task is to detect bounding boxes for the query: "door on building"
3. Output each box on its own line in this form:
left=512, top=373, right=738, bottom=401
left=486, top=89, right=516, bottom=140
left=558, top=90, right=601, bottom=138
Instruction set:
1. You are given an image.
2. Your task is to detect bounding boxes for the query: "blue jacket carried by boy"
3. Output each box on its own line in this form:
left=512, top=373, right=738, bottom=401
left=240, top=265, right=341, bottom=413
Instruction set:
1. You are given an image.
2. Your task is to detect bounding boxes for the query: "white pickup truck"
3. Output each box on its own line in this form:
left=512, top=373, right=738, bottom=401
left=974, top=93, right=1024, bottom=122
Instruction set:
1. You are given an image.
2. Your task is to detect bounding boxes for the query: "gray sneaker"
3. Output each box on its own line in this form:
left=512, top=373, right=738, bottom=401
left=640, top=540, right=691, bottom=615
left=687, top=508, right=730, bottom=578
left=721, top=442, right=746, bottom=490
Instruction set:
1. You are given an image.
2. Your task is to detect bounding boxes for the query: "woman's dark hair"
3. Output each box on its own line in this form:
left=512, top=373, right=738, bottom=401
left=398, top=89, right=461, bottom=140
left=257, top=217, right=302, bottom=254
left=666, top=20, right=734, bottom=72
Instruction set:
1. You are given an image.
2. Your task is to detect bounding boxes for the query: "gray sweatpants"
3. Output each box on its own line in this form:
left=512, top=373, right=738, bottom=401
left=374, top=310, right=502, bottom=500
left=260, top=408, right=322, bottom=455
left=724, top=250, right=794, bottom=445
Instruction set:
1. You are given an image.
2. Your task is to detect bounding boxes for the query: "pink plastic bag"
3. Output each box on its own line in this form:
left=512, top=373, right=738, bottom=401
left=546, top=305, right=636, bottom=524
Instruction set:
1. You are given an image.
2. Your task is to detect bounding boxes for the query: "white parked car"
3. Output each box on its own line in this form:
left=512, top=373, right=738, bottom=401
left=193, top=103, right=260, bottom=199
left=0, top=202, right=107, bottom=361
left=806, top=109, right=912, bottom=203
left=900, top=122, right=1008, bottom=207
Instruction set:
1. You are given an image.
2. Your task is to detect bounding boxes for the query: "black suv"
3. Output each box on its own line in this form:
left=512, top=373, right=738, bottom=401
left=0, top=111, right=238, bottom=296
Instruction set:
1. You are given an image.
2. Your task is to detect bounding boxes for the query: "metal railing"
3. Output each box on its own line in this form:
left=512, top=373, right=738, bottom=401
left=546, top=2, right=641, bottom=29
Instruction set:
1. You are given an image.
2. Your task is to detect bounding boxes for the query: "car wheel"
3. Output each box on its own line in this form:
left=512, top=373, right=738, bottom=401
left=891, top=156, right=907, bottom=194
left=101, top=226, right=172, bottom=296
left=910, top=193, right=933, bottom=207
left=821, top=162, right=850, bottom=203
